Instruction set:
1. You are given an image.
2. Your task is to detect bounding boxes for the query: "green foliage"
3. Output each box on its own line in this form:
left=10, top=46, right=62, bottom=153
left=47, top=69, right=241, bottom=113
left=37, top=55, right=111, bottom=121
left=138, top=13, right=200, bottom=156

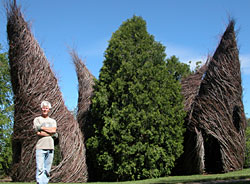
left=244, top=119, right=250, bottom=168
left=86, top=16, right=186, bottom=181
left=53, top=144, right=62, bottom=166
left=0, top=45, right=13, bottom=176
left=166, top=55, right=191, bottom=81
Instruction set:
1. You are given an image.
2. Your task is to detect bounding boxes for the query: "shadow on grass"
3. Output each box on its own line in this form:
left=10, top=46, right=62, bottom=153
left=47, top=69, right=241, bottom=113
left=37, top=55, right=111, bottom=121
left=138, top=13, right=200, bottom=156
left=149, top=176, right=250, bottom=184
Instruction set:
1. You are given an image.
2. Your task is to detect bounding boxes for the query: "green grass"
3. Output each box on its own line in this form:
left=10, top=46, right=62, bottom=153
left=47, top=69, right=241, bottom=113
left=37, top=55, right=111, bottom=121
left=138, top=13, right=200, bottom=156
left=1, top=168, right=250, bottom=184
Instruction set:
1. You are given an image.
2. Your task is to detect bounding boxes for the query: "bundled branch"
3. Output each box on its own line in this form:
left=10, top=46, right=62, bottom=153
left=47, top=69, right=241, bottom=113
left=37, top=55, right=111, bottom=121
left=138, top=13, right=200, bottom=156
left=174, top=20, right=246, bottom=174
left=6, top=1, right=87, bottom=182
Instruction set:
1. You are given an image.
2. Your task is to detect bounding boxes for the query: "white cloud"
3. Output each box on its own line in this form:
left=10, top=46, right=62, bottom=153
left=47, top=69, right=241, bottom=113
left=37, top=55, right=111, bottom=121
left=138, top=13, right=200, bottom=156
left=240, top=54, right=250, bottom=75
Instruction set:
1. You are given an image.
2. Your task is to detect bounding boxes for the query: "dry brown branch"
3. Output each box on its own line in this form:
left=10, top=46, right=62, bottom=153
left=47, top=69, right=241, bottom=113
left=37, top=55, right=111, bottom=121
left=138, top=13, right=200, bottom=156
left=6, top=1, right=88, bottom=182
left=174, top=20, right=246, bottom=175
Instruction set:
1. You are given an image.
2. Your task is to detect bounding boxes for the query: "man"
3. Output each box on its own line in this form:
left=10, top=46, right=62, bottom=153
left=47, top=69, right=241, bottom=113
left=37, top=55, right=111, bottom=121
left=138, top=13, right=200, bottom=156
left=33, top=101, right=57, bottom=184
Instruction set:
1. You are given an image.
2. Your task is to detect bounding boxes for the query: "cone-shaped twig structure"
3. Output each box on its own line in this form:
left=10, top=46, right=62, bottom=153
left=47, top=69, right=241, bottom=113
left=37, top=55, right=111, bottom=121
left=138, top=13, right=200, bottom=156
left=6, top=1, right=88, bottom=182
left=70, top=50, right=94, bottom=133
left=174, top=20, right=246, bottom=174
left=71, top=50, right=98, bottom=181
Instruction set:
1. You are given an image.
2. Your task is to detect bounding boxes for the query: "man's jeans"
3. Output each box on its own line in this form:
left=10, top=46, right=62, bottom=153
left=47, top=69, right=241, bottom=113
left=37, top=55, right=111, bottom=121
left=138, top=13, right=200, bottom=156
left=36, top=149, right=54, bottom=184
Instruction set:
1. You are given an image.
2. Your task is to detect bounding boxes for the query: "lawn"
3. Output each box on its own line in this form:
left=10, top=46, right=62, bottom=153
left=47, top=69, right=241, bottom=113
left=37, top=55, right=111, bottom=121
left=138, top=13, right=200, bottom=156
left=1, top=168, right=250, bottom=184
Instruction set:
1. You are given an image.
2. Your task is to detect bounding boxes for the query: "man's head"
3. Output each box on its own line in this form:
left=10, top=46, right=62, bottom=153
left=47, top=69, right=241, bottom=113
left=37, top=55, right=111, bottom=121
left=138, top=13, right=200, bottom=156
left=41, top=101, right=51, bottom=117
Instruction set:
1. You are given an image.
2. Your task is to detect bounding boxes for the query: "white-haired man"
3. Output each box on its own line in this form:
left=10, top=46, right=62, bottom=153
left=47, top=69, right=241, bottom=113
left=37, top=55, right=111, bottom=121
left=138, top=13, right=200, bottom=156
left=33, top=101, right=57, bottom=184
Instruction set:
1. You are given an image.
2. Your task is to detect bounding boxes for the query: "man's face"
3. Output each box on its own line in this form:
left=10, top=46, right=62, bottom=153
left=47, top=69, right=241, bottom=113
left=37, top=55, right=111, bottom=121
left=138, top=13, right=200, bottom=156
left=41, top=106, right=50, bottom=116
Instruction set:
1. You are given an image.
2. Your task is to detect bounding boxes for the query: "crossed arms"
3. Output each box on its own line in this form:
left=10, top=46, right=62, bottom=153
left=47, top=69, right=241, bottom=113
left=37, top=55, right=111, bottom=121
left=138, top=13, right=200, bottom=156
left=37, top=127, right=57, bottom=137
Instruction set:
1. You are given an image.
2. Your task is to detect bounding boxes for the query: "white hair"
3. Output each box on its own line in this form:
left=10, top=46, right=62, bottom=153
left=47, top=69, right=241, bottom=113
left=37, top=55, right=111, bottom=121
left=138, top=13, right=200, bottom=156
left=41, top=101, right=52, bottom=109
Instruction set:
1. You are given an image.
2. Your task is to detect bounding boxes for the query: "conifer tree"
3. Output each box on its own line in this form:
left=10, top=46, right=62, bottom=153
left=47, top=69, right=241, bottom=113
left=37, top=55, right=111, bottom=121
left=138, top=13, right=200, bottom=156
left=86, top=16, right=186, bottom=181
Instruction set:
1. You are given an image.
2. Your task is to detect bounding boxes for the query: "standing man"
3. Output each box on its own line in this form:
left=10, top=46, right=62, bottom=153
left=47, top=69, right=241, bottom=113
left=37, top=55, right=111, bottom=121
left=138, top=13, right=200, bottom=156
left=33, top=101, right=57, bottom=184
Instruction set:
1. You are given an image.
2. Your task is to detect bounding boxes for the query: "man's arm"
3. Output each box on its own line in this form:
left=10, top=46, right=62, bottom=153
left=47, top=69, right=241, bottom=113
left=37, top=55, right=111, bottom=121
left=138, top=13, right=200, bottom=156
left=37, top=131, right=51, bottom=137
left=37, top=127, right=57, bottom=137
left=41, top=127, right=56, bottom=134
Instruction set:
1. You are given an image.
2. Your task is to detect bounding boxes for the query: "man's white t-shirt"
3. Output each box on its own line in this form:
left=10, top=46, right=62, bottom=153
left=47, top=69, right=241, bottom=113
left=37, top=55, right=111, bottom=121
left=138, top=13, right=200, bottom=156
left=33, top=116, right=57, bottom=150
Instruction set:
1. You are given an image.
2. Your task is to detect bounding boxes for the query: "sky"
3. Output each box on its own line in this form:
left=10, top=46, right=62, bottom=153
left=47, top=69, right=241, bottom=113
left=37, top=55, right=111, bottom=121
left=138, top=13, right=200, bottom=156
left=0, top=0, right=249, bottom=118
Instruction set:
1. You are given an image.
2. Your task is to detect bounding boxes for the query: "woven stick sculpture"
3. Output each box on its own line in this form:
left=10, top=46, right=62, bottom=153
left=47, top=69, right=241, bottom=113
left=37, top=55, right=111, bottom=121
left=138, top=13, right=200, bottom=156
left=174, top=20, right=246, bottom=174
left=6, top=1, right=88, bottom=182
left=71, top=50, right=96, bottom=180
left=70, top=50, right=94, bottom=133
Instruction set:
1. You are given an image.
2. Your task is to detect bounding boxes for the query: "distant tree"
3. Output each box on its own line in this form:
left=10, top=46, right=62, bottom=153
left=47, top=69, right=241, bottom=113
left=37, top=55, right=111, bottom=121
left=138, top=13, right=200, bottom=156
left=244, top=124, right=250, bottom=168
left=0, top=45, right=13, bottom=176
left=69, top=106, right=78, bottom=119
left=188, top=60, right=203, bottom=74
left=244, top=118, right=250, bottom=167
left=86, top=16, right=186, bottom=181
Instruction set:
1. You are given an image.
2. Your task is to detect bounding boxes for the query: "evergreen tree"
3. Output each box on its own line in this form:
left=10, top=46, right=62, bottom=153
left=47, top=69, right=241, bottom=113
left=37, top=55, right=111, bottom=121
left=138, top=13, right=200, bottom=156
left=86, top=16, right=186, bottom=181
left=0, top=45, right=13, bottom=176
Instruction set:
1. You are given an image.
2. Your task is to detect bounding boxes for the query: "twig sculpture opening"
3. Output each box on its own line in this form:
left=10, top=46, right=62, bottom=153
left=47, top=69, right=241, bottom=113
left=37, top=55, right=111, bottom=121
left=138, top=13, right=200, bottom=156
left=6, top=1, right=88, bottom=182
left=174, top=20, right=246, bottom=174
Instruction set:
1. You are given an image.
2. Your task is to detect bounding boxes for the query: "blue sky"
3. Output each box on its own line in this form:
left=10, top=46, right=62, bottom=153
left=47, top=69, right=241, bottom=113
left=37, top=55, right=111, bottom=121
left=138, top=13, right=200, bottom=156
left=0, top=0, right=250, bottom=118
